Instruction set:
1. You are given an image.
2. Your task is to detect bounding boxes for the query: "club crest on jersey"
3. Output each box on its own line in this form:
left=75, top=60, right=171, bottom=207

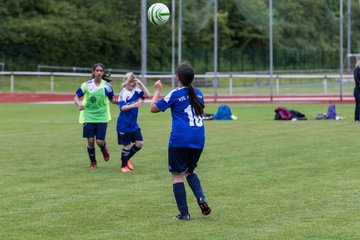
left=89, top=96, right=97, bottom=103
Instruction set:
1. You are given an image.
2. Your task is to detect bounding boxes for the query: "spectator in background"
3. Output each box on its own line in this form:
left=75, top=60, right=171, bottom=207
left=74, top=63, right=118, bottom=169
left=354, top=60, right=360, bottom=123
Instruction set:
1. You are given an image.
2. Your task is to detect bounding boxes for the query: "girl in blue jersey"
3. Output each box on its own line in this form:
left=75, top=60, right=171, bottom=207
left=74, top=63, right=118, bottom=169
left=116, top=72, right=150, bottom=172
left=150, top=63, right=211, bottom=221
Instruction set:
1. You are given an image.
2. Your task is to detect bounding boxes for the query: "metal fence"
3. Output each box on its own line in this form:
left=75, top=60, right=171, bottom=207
left=0, top=71, right=354, bottom=101
left=37, top=65, right=171, bottom=75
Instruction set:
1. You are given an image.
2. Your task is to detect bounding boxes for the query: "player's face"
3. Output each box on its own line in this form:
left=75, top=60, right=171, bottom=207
left=126, top=81, right=136, bottom=90
left=93, top=66, right=104, bottom=80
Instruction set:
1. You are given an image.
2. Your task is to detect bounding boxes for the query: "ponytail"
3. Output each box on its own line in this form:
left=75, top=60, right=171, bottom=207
left=188, top=84, right=204, bottom=116
left=102, top=73, right=113, bottom=83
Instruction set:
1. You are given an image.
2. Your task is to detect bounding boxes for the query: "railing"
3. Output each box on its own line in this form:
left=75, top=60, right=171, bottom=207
left=36, top=65, right=170, bottom=75
left=0, top=71, right=354, bottom=100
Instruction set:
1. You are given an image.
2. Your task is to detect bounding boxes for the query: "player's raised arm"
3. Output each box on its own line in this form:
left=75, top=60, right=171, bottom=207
left=135, top=78, right=151, bottom=98
left=150, top=80, right=162, bottom=113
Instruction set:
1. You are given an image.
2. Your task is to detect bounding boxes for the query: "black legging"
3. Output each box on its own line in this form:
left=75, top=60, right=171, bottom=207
left=354, top=87, right=360, bottom=121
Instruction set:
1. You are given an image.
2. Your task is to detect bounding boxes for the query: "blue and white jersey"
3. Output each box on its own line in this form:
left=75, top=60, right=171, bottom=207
left=116, top=87, right=145, bottom=133
left=155, top=87, right=205, bottom=149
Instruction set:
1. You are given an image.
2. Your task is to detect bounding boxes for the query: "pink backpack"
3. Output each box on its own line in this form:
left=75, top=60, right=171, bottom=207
left=275, top=107, right=293, bottom=120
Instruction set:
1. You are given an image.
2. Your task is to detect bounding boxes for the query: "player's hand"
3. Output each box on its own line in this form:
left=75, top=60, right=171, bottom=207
left=134, top=78, right=142, bottom=85
left=134, top=101, right=142, bottom=108
left=78, top=104, right=85, bottom=111
left=154, top=80, right=162, bottom=90
left=112, top=99, right=119, bottom=105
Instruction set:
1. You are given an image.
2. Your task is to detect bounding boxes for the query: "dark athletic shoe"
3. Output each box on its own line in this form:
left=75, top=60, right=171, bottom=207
left=173, top=214, right=190, bottom=221
left=199, top=198, right=211, bottom=215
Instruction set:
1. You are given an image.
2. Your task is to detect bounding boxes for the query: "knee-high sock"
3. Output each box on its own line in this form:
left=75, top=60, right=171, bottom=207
left=173, top=182, right=188, bottom=216
left=128, top=144, right=141, bottom=159
left=100, top=142, right=107, bottom=151
left=87, top=146, right=96, bottom=163
left=186, top=173, right=205, bottom=204
left=121, top=148, right=130, bottom=167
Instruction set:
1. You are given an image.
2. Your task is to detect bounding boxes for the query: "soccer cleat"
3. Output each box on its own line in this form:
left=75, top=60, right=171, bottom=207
left=89, top=162, right=97, bottom=169
left=121, top=166, right=132, bottom=173
left=198, top=198, right=211, bottom=215
left=127, top=159, right=134, bottom=171
left=173, top=214, right=190, bottom=221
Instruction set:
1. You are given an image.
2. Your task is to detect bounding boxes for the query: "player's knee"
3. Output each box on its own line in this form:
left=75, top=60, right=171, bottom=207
left=172, top=173, right=185, bottom=184
left=123, top=144, right=131, bottom=150
left=88, top=138, right=95, bottom=147
left=96, top=139, right=104, bottom=146
left=135, top=141, right=144, bottom=148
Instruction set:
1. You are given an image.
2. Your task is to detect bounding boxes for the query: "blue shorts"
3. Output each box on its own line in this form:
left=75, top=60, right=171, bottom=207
left=168, top=147, right=203, bottom=174
left=83, top=122, right=108, bottom=140
left=117, top=128, right=143, bottom=145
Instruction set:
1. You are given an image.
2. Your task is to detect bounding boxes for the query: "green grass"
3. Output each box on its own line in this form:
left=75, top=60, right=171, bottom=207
left=1, top=103, right=360, bottom=239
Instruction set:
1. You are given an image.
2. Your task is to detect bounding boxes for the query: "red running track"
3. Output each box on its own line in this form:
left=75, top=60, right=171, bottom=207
left=0, top=92, right=355, bottom=104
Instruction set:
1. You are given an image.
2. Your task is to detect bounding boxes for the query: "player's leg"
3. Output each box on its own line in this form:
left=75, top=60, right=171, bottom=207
left=127, top=128, right=144, bottom=170
left=83, top=123, right=97, bottom=169
left=117, top=132, right=132, bottom=172
left=87, top=138, right=97, bottom=169
left=172, top=173, right=190, bottom=220
left=120, top=144, right=131, bottom=172
left=185, top=148, right=211, bottom=215
left=95, top=123, right=109, bottom=161
left=169, top=147, right=190, bottom=220
left=354, top=88, right=360, bottom=122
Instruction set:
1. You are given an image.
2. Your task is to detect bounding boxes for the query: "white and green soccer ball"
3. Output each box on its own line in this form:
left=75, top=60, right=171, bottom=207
left=148, top=3, right=170, bottom=25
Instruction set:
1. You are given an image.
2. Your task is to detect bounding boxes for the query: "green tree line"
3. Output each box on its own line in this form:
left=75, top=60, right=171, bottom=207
left=0, top=0, right=359, bottom=72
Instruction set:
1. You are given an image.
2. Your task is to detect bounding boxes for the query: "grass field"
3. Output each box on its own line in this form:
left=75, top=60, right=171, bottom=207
left=1, top=103, right=360, bottom=239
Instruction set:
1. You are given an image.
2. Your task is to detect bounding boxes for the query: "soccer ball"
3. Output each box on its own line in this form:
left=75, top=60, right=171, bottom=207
left=147, top=3, right=170, bottom=25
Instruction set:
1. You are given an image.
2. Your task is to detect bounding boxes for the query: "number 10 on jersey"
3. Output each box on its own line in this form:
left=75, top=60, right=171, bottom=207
left=184, top=105, right=203, bottom=127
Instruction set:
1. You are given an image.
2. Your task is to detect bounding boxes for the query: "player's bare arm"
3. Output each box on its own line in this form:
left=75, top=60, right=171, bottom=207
left=150, top=80, right=162, bottom=113
left=135, top=78, right=151, bottom=98
left=74, top=95, right=84, bottom=111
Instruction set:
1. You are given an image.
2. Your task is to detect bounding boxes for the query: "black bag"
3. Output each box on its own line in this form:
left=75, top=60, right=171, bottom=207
left=288, top=110, right=307, bottom=120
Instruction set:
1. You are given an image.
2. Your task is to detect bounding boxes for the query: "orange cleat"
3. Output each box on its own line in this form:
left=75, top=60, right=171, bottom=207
left=127, top=159, right=134, bottom=171
left=121, top=166, right=132, bottom=173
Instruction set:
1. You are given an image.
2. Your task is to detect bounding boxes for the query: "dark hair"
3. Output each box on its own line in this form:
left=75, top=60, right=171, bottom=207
left=92, top=63, right=112, bottom=82
left=176, top=63, right=204, bottom=116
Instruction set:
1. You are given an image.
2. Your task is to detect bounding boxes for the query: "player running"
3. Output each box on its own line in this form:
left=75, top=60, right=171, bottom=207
left=74, top=63, right=117, bottom=169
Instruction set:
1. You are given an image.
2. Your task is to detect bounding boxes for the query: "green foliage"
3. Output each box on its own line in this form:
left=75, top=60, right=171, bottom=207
left=0, top=0, right=139, bottom=70
left=0, top=0, right=360, bottom=72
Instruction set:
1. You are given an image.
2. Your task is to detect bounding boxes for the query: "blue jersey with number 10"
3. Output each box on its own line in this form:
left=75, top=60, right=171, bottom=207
left=155, top=86, right=205, bottom=149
